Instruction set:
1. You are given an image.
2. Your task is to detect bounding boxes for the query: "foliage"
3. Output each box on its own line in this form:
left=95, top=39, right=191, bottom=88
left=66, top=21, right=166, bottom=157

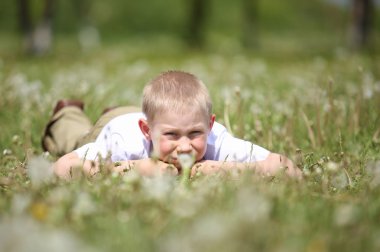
left=1, top=0, right=379, bottom=37
left=0, top=37, right=380, bottom=251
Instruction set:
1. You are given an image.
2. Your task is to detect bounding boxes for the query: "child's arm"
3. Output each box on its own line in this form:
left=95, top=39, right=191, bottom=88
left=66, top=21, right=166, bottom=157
left=191, top=153, right=302, bottom=178
left=53, top=152, right=178, bottom=180
left=54, top=152, right=301, bottom=180
left=114, top=159, right=178, bottom=176
left=53, top=152, right=100, bottom=180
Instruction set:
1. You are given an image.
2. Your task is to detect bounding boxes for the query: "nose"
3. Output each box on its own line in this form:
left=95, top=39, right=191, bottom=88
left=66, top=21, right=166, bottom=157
left=177, top=137, right=192, bottom=153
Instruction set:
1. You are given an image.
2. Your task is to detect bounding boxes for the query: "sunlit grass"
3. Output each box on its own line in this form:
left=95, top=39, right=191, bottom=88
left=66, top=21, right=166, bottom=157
left=0, top=38, right=380, bottom=251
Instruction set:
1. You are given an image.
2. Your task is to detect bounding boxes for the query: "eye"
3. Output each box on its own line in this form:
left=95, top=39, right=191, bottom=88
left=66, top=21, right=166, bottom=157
left=189, top=131, right=202, bottom=138
left=164, top=132, right=177, bottom=138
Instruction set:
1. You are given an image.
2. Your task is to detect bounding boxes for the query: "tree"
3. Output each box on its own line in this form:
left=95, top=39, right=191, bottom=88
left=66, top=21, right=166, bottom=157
left=242, top=0, right=259, bottom=48
left=186, top=0, right=209, bottom=48
left=18, top=0, right=55, bottom=55
left=350, top=0, right=374, bottom=48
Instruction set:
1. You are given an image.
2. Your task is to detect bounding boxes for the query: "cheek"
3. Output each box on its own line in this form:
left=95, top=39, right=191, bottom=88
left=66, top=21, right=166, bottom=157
left=193, top=137, right=208, bottom=156
left=156, top=138, right=174, bottom=157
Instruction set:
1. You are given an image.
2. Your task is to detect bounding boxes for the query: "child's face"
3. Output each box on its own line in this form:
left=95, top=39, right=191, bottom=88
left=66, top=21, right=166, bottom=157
left=139, top=108, right=215, bottom=168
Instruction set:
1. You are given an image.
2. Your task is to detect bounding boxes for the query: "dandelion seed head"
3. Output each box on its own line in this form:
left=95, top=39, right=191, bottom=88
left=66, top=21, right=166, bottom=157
left=366, top=160, right=380, bottom=188
left=178, top=153, right=195, bottom=170
left=27, top=155, right=54, bottom=188
left=171, top=186, right=205, bottom=218
left=191, top=213, right=229, bottom=243
left=236, top=188, right=272, bottom=223
left=363, top=84, right=373, bottom=99
left=47, top=187, right=71, bottom=205
left=142, top=175, right=174, bottom=201
left=221, top=86, right=232, bottom=104
left=330, top=171, right=349, bottom=189
left=161, top=213, right=229, bottom=252
left=334, top=204, right=358, bottom=227
left=326, top=161, right=339, bottom=173
left=2, top=149, right=12, bottom=156
left=0, top=216, right=93, bottom=252
left=12, top=135, right=21, bottom=145
left=315, top=167, right=323, bottom=174
left=11, top=193, right=32, bottom=215
left=72, top=192, right=97, bottom=217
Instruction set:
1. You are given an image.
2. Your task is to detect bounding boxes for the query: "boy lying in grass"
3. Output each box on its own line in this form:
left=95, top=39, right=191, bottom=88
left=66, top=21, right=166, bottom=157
left=43, top=70, right=301, bottom=179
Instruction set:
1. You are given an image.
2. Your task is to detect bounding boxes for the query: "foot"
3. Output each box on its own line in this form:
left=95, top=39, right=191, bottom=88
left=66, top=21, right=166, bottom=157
left=53, top=100, right=84, bottom=115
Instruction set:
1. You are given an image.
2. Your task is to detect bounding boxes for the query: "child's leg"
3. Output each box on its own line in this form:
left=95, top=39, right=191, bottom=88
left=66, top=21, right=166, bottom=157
left=77, top=106, right=141, bottom=146
left=42, top=106, right=93, bottom=156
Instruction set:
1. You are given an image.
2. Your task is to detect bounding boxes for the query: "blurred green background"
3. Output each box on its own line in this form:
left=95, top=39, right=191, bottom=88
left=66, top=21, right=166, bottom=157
left=1, top=2, right=380, bottom=251
left=0, top=0, right=379, bottom=56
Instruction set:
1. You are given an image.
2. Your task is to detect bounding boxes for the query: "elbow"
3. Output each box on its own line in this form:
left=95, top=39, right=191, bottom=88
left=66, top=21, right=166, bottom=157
left=265, top=153, right=303, bottom=179
left=278, top=153, right=303, bottom=179
left=53, top=152, right=80, bottom=180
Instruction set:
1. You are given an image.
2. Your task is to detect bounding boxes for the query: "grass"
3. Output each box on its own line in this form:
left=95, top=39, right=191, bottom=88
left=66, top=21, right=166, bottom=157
left=0, top=34, right=380, bottom=251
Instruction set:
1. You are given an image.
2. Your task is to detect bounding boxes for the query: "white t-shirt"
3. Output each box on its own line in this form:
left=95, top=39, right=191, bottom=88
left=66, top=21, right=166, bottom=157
left=75, top=112, right=270, bottom=163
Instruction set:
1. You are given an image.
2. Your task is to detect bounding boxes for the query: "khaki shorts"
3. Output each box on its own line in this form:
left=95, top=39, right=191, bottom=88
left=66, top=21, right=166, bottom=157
left=42, top=106, right=140, bottom=156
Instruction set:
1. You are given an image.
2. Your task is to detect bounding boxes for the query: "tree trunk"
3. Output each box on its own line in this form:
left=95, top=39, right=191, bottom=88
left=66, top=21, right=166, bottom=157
left=242, top=0, right=259, bottom=48
left=18, top=0, right=32, bottom=35
left=351, top=0, right=373, bottom=48
left=76, top=0, right=101, bottom=51
left=186, top=0, right=208, bottom=48
left=18, top=0, right=55, bottom=55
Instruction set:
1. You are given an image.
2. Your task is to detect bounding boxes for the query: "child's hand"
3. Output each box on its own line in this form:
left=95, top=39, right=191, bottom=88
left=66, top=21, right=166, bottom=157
left=190, top=160, right=225, bottom=177
left=189, top=154, right=303, bottom=179
left=113, top=159, right=179, bottom=176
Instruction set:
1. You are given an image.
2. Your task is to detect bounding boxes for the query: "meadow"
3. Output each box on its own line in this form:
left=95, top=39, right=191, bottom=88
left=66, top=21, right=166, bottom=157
left=0, top=34, right=380, bottom=251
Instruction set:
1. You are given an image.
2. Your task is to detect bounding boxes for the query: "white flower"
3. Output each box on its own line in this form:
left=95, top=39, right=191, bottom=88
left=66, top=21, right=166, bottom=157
left=330, top=170, right=349, bottom=189
left=2, top=149, right=12, bottom=156
left=0, top=216, right=94, bottom=252
left=366, top=160, right=380, bottom=189
left=326, top=161, right=339, bottom=173
left=72, top=192, right=97, bottom=217
left=142, top=175, right=174, bottom=201
left=178, top=153, right=195, bottom=170
left=160, top=213, right=229, bottom=252
left=11, top=193, right=32, bottom=215
left=334, top=204, right=358, bottom=227
left=236, top=188, right=272, bottom=223
left=27, top=155, right=54, bottom=187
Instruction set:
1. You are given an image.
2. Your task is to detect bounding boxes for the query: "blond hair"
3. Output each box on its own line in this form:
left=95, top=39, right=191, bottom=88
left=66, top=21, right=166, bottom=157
left=142, top=70, right=212, bottom=122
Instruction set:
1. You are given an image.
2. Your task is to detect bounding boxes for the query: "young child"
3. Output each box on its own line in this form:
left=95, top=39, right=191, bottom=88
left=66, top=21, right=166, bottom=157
left=45, top=70, right=301, bottom=179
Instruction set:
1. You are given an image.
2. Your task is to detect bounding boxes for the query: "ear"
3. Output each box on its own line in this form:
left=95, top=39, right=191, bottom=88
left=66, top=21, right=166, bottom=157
left=209, top=114, right=216, bottom=131
left=138, top=119, right=151, bottom=140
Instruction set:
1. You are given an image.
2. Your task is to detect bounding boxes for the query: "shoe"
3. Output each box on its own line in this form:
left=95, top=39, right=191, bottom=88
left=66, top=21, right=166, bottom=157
left=53, top=100, right=84, bottom=115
